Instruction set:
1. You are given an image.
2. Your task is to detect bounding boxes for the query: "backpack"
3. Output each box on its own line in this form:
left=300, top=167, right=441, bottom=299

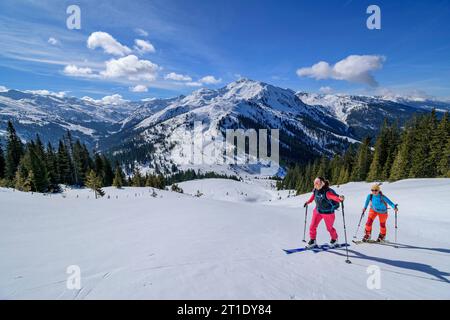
left=314, top=187, right=340, bottom=213
left=370, top=191, right=388, bottom=209
left=326, top=188, right=341, bottom=211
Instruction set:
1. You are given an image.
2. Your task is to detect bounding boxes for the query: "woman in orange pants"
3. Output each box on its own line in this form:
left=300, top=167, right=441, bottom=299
left=362, top=184, right=398, bottom=242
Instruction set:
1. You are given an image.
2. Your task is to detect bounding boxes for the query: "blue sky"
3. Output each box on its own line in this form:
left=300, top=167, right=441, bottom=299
left=0, top=0, right=449, bottom=101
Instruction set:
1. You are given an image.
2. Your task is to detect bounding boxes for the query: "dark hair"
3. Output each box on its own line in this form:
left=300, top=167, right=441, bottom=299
left=317, top=176, right=330, bottom=189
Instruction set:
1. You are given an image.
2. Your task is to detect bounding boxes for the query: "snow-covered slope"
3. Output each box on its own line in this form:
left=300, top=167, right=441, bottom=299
left=1, top=178, right=449, bottom=299
left=179, top=178, right=276, bottom=203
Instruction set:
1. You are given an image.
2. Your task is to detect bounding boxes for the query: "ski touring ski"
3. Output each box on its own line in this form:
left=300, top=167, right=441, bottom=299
left=283, top=243, right=350, bottom=255
left=352, top=239, right=398, bottom=247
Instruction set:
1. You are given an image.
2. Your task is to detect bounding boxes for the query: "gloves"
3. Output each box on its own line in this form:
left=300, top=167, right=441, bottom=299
left=303, top=202, right=308, bottom=208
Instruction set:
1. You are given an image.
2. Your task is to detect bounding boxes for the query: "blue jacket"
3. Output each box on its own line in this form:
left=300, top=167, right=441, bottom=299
left=364, top=193, right=396, bottom=214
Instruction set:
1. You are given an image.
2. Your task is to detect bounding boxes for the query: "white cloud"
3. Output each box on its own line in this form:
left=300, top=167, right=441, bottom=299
left=186, top=81, right=203, bottom=87
left=82, top=94, right=129, bottom=105
left=200, top=75, right=222, bottom=84
left=134, top=39, right=155, bottom=54
left=165, top=72, right=192, bottom=82
left=100, top=94, right=129, bottom=105
left=130, top=84, right=148, bottom=93
left=48, top=37, right=59, bottom=45
left=25, top=90, right=67, bottom=98
left=297, top=55, right=386, bottom=87
left=135, top=28, right=149, bottom=37
left=319, top=86, right=334, bottom=94
left=0, top=86, right=8, bottom=92
left=87, top=31, right=132, bottom=56
left=184, top=75, right=221, bottom=87
left=101, top=55, right=160, bottom=81
left=63, top=65, right=95, bottom=77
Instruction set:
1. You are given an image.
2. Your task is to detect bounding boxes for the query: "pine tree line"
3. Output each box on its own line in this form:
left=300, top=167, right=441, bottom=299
left=126, top=168, right=240, bottom=189
left=278, top=110, right=450, bottom=194
left=0, top=122, right=241, bottom=194
left=0, top=121, right=122, bottom=193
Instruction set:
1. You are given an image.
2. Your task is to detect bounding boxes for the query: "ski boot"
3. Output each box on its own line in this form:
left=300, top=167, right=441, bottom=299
left=376, top=234, right=386, bottom=243
left=306, top=239, right=318, bottom=249
left=329, top=239, right=338, bottom=248
left=362, top=233, right=370, bottom=242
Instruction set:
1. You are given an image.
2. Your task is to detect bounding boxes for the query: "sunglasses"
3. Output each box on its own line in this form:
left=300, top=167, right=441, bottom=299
left=371, top=189, right=379, bottom=192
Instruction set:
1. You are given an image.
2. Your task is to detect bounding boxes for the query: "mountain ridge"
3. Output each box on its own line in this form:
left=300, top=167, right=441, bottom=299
left=1, top=79, right=448, bottom=175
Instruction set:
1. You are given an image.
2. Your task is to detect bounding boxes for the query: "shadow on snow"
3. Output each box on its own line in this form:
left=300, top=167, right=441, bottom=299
left=326, top=249, right=450, bottom=284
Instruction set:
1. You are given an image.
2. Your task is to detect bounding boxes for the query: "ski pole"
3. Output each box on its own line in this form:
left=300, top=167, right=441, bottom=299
left=302, top=205, right=308, bottom=243
left=395, top=207, right=398, bottom=248
left=353, top=210, right=365, bottom=239
left=341, top=201, right=351, bottom=264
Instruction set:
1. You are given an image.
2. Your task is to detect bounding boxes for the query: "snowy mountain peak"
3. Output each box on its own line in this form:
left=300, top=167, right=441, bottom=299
left=223, top=78, right=297, bottom=102
left=223, top=79, right=267, bottom=100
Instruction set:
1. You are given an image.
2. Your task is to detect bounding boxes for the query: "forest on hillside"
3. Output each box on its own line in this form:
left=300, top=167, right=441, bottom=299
left=278, top=110, right=450, bottom=194
left=0, top=121, right=238, bottom=195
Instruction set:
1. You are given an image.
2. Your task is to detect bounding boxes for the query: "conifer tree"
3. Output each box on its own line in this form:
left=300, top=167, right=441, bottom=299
left=389, top=127, right=414, bottom=181
left=112, top=166, right=124, bottom=189
left=351, top=137, right=372, bottom=181
left=102, top=156, right=114, bottom=187
left=45, top=142, right=60, bottom=190
left=0, top=144, right=5, bottom=180
left=14, top=166, right=27, bottom=191
left=367, top=121, right=390, bottom=181
left=145, top=174, right=155, bottom=187
left=433, top=113, right=449, bottom=177
left=72, top=140, right=86, bottom=186
left=329, top=154, right=342, bottom=184
left=64, top=131, right=77, bottom=183
left=409, top=115, right=433, bottom=178
left=82, top=144, right=94, bottom=171
left=131, top=168, right=144, bottom=187
left=5, top=121, right=24, bottom=181
left=94, top=153, right=104, bottom=180
left=34, top=135, right=46, bottom=162
left=85, top=170, right=104, bottom=199
left=438, top=137, right=450, bottom=177
left=57, top=140, right=73, bottom=185
left=381, top=124, right=400, bottom=180
left=156, top=174, right=166, bottom=189
left=436, top=114, right=450, bottom=178
left=18, top=143, right=49, bottom=192
left=316, top=156, right=329, bottom=179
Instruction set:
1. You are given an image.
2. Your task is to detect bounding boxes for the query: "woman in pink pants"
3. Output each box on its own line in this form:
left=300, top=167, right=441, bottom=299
left=303, top=177, right=345, bottom=248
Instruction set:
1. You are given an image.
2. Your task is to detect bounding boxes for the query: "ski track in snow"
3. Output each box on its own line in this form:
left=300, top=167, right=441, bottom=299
left=0, top=179, right=449, bottom=299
